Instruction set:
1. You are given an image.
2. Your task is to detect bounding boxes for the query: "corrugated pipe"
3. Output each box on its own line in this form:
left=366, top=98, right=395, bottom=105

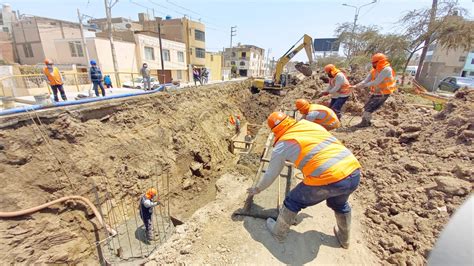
left=0, top=196, right=117, bottom=236
left=0, top=85, right=166, bottom=116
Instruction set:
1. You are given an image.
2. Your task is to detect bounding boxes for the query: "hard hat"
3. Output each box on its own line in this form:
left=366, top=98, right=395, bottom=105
left=146, top=188, right=157, bottom=199
left=90, top=59, right=97, bottom=65
left=295, top=99, right=310, bottom=113
left=323, top=64, right=336, bottom=74
left=44, top=59, right=53, bottom=65
left=371, top=53, right=387, bottom=63
left=267, top=112, right=288, bottom=129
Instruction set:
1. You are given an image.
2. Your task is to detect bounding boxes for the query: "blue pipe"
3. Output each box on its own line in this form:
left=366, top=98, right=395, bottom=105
left=0, top=86, right=165, bottom=117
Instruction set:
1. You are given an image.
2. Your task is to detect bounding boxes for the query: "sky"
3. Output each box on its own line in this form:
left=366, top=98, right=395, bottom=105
left=5, top=0, right=474, bottom=60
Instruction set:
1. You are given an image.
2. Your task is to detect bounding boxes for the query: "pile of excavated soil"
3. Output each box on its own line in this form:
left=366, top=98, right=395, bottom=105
left=0, top=81, right=281, bottom=264
left=334, top=89, right=473, bottom=264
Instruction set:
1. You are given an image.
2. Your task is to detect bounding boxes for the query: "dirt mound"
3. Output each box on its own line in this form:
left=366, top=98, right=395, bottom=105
left=0, top=81, right=276, bottom=264
left=239, top=91, right=281, bottom=124
left=336, top=90, right=474, bottom=264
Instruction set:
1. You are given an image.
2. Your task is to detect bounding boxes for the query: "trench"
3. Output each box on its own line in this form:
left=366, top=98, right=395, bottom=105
left=0, top=81, right=282, bottom=264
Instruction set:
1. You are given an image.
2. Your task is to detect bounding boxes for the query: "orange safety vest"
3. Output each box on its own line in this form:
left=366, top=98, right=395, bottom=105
left=277, top=120, right=361, bottom=186
left=43, top=66, right=63, bottom=86
left=369, top=66, right=396, bottom=95
left=329, top=71, right=351, bottom=95
left=306, top=104, right=341, bottom=131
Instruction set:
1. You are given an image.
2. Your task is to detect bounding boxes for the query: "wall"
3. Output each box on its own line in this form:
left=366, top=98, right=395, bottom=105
left=205, top=52, right=222, bottom=81
left=12, top=18, right=44, bottom=65
left=462, top=52, right=474, bottom=77
left=0, top=4, right=17, bottom=33
left=0, top=32, right=14, bottom=63
left=223, top=45, right=265, bottom=77
left=187, top=19, right=206, bottom=67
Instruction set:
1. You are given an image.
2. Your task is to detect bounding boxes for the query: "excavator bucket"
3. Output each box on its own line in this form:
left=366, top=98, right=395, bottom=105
left=295, top=62, right=313, bottom=77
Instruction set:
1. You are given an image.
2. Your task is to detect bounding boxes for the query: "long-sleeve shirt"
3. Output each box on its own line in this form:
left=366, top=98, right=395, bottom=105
left=142, top=198, right=158, bottom=208
left=89, top=66, right=103, bottom=83
left=358, top=66, right=393, bottom=90
left=141, top=67, right=150, bottom=78
left=325, top=72, right=349, bottom=98
left=256, top=140, right=300, bottom=191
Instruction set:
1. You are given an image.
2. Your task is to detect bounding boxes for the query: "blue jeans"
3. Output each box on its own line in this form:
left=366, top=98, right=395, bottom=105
left=284, top=169, right=360, bottom=214
left=93, top=82, right=105, bottom=97
left=329, top=97, right=349, bottom=119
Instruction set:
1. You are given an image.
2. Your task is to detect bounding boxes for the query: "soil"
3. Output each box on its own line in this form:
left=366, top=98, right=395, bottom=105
left=1, top=75, right=473, bottom=265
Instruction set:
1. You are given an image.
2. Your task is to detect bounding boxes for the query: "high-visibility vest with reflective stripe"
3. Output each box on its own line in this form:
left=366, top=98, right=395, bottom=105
left=43, top=66, right=63, bottom=86
left=369, top=66, right=396, bottom=95
left=278, top=120, right=361, bottom=186
left=306, top=104, right=340, bottom=131
left=329, top=72, right=351, bottom=95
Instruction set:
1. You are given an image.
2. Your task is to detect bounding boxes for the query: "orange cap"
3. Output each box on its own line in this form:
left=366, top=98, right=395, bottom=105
left=145, top=188, right=157, bottom=199
left=44, top=59, right=53, bottom=65
left=267, top=112, right=288, bottom=129
left=295, top=99, right=310, bottom=114
left=371, top=53, right=387, bottom=63
left=323, top=64, right=336, bottom=74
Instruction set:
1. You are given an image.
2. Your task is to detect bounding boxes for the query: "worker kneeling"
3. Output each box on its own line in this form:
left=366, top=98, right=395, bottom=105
left=139, top=188, right=161, bottom=242
left=295, top=99, right=341, bottom=131
left=247, top=112, right=361, bottom=248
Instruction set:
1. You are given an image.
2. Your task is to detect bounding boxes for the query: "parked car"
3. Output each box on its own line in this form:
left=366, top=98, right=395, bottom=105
left=122, top=77, right=161, bottom=90
left=437, top=76, right=474, bottom=96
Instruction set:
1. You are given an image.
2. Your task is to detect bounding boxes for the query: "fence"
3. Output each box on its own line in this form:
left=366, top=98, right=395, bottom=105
left=0, top=72, right=162, bottom=98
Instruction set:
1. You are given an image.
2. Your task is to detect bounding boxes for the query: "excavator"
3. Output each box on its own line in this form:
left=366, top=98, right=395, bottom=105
left=252, top=34, right=313, bottom=92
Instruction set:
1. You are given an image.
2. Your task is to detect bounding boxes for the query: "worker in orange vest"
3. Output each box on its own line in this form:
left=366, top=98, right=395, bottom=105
left=320, top=64, right=352, bottom=119
left=43, top=59, right=67, bottom=102
left=247, top=112, right=361, bottom=248
left=295, top=99, right=341, bottom=131
left=139, top=188, right=161, bottom=242
left=354, top=53, right=397, bottom=127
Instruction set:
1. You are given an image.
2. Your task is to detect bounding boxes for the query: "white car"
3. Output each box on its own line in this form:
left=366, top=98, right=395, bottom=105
left=122, top=77, right=161, bottom=90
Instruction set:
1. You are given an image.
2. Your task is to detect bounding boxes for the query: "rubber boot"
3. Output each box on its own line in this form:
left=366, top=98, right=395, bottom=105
left=355, top=112, right=372, bottom=128
left=334, top=212, right=351, bottom=249
left=266, top=205, right=297, bottom=242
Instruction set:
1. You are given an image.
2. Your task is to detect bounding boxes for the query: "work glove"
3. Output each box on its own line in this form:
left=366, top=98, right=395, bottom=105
left=247, top=186, right=261, bottom=196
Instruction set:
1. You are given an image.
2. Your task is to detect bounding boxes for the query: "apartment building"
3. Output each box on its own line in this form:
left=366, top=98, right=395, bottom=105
left=0, top=32, right=14, bottom=63
left=0, top=4, right=17, bottom=34
left=223, top=44, right=266, bottom=77
left=461, top=52, right=474, bottom=77
left=205, top=52, right=223, bottom=81
left=11, top=16, right=95, bottom=65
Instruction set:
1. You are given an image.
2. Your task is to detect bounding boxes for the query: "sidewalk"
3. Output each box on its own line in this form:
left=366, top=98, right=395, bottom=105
left=178, top=77, right=247, bottom=88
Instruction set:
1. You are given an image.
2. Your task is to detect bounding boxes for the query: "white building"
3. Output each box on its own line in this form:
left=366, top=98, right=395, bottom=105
left=223, top=44, right=266, bottom=77
left=0, top=4, right=17, bottom=34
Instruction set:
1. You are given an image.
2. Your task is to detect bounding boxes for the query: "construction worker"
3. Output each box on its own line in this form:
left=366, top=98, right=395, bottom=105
left=43, top=59, right=67, bottom=102
left=295, top=99, right=341, bottom=131
left=89, top=60, right=106, bottom=97
left=247, top=112, right=361, bottom=248
left=139, top=188, right=161, bottom=242
left=353, top=53, right=397, bottom=127
left=320, top=64, right=352, bottom=119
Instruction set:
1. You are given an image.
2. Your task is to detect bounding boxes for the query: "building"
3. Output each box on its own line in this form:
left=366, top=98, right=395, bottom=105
left=0, top=32, right=14, bottom=63
left=223, top=44, right=266, bottom=77
left=461, top=51, right=474, bottom=77
left=205, top=52, right=222, bottom=81
left=11, top=16, right=96, bottom=65
left=89, top=17, right=142, bottom=32
left=0, top=4, right=17, bottom=34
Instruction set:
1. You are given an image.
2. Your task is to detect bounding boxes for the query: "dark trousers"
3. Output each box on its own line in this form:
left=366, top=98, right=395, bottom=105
left=329, top=97, right=349, bottom=119
left=92, top=82, right=106, bottom=97
left=51, top=84, right=67, bottom=102
left=364, top=94, right=390, bottom=113
left=284, top=169, right=360, bottom=214
left=194, top=76, right=202, bottom=86
left=105, top=84, right=113, bottom=88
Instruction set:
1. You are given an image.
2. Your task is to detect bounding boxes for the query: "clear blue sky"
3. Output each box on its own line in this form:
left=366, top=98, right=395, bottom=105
left=7, top=0, right=474, bottom=60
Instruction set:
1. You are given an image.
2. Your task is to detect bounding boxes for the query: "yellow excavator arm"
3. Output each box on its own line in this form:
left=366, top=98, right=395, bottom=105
left=274, top=34, right=313, bottom=85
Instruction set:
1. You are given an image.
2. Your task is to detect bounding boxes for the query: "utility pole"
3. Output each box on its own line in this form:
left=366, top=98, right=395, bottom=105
left=77, top=9, right=91, bottom=65
left=230, top=26, right=237, bottom=79
left=155, top=17, right=165, bottom=83
left=342, top=0, right=376, bottom=59
left=415, top=0, right=438, bottom=80
left=104, top=0, right=120, bottom=86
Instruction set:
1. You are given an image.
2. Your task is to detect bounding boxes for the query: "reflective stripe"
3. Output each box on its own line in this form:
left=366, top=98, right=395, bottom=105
left=315, top=112, right=326, bottom=120
left=310, top=149, right=352, bottom=177
left=320, top=113, right=333, bottom=125
left=298, top=136, right=337, bottom=169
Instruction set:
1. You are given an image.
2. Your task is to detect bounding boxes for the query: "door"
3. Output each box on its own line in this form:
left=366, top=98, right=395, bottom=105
left=239, top=69, right=248, bottom=77
left=156, top=70, right=172, bottom=84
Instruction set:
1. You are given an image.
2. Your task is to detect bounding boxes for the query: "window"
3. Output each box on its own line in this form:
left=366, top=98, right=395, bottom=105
left=195, top=48, right=205, bottom=58
left=163, top=49, right=170, bottom=61
left=230, top=61, right=235, bottom=65
left=471, top=58, right=474, bottom=64
left=68, top=41, right=84, bottom=57
left=144, top=46, right=155, bottom=60
left=459, top=56, right=466, bottom=62
left=0, top=13, right=3, bottom=25
left=177, top=70, right=182, bottom=79
left=469, top=71, right=474, bottom=76
left=195, top=30, right=205, bottom=41
left=177, top=51, right=184, bottom=62
left=240, top=61, right=245, bottom=66
left=23, top=43, right=34, bottom=58
left=3, top=27, right=8, bottom=33
left=241, top=52, right=246, bottom=58
left=232, top=52, right=236, bottom=57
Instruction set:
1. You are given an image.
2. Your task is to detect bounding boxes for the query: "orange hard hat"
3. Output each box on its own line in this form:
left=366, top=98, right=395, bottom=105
left=371, top=53, right=387, bottom=63
left=267, top=112, right=288, bottom=129
left=323, top=64, right=336, bottom=74
left=44, top=59, right=53, bottom=65
left=295, top=99, right=310, bottom=114
left=145, top=188, right=157, bottom=199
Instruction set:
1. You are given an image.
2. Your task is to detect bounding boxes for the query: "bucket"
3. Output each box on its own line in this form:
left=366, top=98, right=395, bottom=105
left=34, top=93, right=52, bottom=105
left=1, top=96, right=15, bottom=109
